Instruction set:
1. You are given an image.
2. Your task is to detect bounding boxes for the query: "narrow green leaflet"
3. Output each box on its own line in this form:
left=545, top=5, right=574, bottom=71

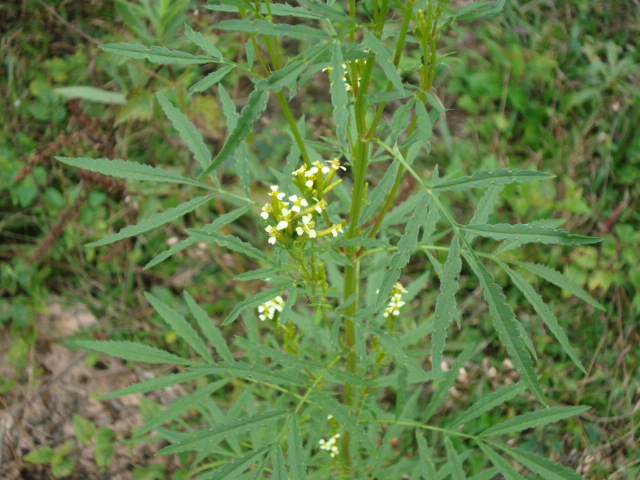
left=222, top=283, right=291, bottom=326
left=498, top=262, right=586, bottom=373
left=183, top=24, right=222, bottom=58
left=145, top=292, right=212, bottom=362
left=466, top=185, right=504, bottom=242
left=432, top=169, right=554, bottom=192
left=158, top=410, right=287, bottom=455
left=469, top=467, right=501, bottom=480
left=449, top=382, right=525, bottom=428
left=481, top=405, right=590, bottom=437
left=368, top=326, right=429, bottom=382
left=432, top=233, right=463, bottom=377
left=199, top=82, right=269, bottom=178
left=100, top=371, right=202, bottom=400
left=498, top=444, right=586, bottom=480
left=144, top=205, right=252, bottom=269
left=414, top=100, right=432, bottom=153
left=416, top=432, right=436, bottom=478
left=54, top=86, right=126, bottom=105
left=359, top=160, right=400, bottom=227
left=286, top=413, right=308, bottom=480
left=464, top=254, right=546, bottom=405
left=190, top=362, right=304, bottom=387
left=363, top=30, right=404, bottom=93
left=513, top=260, right=605, bottom=311
left=87, top=194, right=215, bottom=247
left=477, top=442, right=527, bottom=480
left=184, top=291, right=235, bottom=363
left=445, top=437, right=466, bottom=480
left=137, top=380, right=228, bottom=435
left=330, top=42, right=349, bottom=146
left=195, top=445, right=272, bottom=480
left=100, top=43, right=218, bottom=64
left=74, top=340, right=192, bottom=365
left=190, top=64, right=235, bottom=95
left=187, top=229, right=268, bottom=262
left=461, top=223, right=600, bottom=246
left=271, top=444, right=287, bottom=480
left=55, top=157, right=211, bottom=189
left=424, top=344, right=474, bottom=422
left=157, top=93, right=211, bottom=171
left=214, top=19, right=329, bottom=39
left=206, top=2, right=326, bottom=20
left=492, top=218, right=566, bottom=254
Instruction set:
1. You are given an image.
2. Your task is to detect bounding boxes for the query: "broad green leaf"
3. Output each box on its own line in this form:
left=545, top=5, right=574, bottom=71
left=464, top=255, right=546, bottom=405
left=222, top=283, right=291, bottom=326
left=477, top=442, right=527, bottom=480
left=94, top=428, right=116, bottom=468
left=101, top=371, right=202, bottom=399
left=144, top=205, right=253, bottom=269
left=414, top=100, right=432, bottom=153
left=330, top=42, right=349, bottom=146
left=196, top=445, right=271, bottom=480
left=214, top=19, right=329, bottom=39
left=157, top=410, right=287, bottom=455
left=137, top=380, right=228, bottom=435
left=272, top=444, right=287, bottom=480
left=87, top=194, right=215, bottom=247
left=145, top=292, right=212, bottom=362
left=55, top=156, right=211, bottom=189
left=187, top=229, right=268, bottom=262
left=75, top=340, right=192, bottom=365
left=424, top=344, right=474, bottom=422
left=286, top=413, right=308, bottom=480
left=54, top=86, right=126, bottom=105
left=363, top=30, right=404, bottom=94
left=432, top=233, right=463, bottom=377
left=72, top=414, right=95, bottom=445
left=24, top=446, right=54, bottom=464
left=498, top=262, right=586, bottom=373
left=498, top=444, right=586, bottom=480
left=433, top=169, right=554, bottom=192
left=184, top=291, right=235, bottom=363
left=157, top=93, right=211, bottom=171
left=359, top=160, right=400, bottom=227
left=445, top=437, right=466, bottom=480
left=190, top=362, right=304, bottom=387
left=449, top=382, right=526, bottom=428
left=199, top=82, right=269, bottom=178
left=100, top=42, right=217, bottom=64
left=461, top=223, right=600, bottom=246
left=183, top=24, right=222, bottom=58
left=513, top=260, right=605, bottom=311
left=481, top=405, right=590, bottom=437
left=189, top=64, right=235, bottom=94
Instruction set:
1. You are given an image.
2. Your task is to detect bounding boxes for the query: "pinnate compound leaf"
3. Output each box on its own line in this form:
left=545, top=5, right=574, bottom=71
left=184, top=291, right=234, bottom=363
left=433, top=169, right=554, bottom=192
left=464, top=254, right=546, bottom=405
left=55, top=156, right=211, bottom=189
left=477, top=442, right=527, bottom=480
left=157, top=93, right=211, bottom=171
left=199, top=82, right=269, bottom=178
left=187, top=229, right=268, bottom=262
left=100, top=42, right=217, bottom=64
left=75, top=340, right=192, bottom=365
left=498, top=444, right=586, bottom=480
left=286, top=413, right=308, bottom=480
left=432, top=233, right=463, bottom=377
left=445, top=436, right=466, bottom=480
left=145, top=292, right=212, bottom=362
left=101, top=371, right=202, bottom=399
left=330, top=42, right=349, bottom=146
left=481, top=405, right=590, bottom=437
left=183, top=24, right=222, bottom=58
left=195, top=445, right=272, bottom=480
left=449, top=382, right=526, bottom=428
left=461, top=223, right=600, bottom=246
left=513, top=260, right=605, bottom=311
left=86, top=194, right=215, bottom=247
left=158, top=411, right=287, bottom=455
left=498, top=262, right=586, bottom=373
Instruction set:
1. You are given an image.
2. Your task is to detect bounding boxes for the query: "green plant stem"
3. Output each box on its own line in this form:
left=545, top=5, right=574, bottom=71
left=276, top=92, right=312, bottom=167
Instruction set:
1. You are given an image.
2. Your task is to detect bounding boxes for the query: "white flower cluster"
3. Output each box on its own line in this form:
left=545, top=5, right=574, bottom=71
left=319, top=433, right=341, bottom=458
left=258, top=296, right=285, bottom=321
left=383, top=282, right=408, bottom=318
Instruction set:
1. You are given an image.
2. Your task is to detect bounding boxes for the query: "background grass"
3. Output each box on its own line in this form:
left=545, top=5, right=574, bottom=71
left=1, top=1, right=638, bottom=478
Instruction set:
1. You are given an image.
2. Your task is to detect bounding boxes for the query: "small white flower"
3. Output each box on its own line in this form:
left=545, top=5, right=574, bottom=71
left=276, top=220, right=288, bottom=230
left=296, top=214, right=316, bottom=238
left=330, top=224, right=343, bottom=237
left=330, top=158, right=347, bottom=171
left=314, top=199, right=328, bottom=214
left=269, top=185, right=285, bottom=201
left=257, top=296, right=285, bottom=321
left=288, top=195, right=308, bottom=213
left=261, top=203, right=272, bottom=220
left=265, top=225, right=278, bottom=245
